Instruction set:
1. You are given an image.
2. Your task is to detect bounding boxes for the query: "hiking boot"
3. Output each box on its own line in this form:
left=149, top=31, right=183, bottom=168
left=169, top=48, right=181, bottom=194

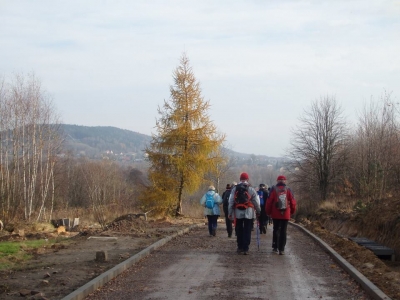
left=279, top=251, right=285, bottom=255
left=228, top=234, right=232, bottom=238
left=243, top=251, right=249, bottom=255
left=237, top=248, right=243, bottom=254
left=272, top=248, right=278, bottom=253
left=262, top=226, right=266, bottom=234
left=212, top=229, right=216, bottom=236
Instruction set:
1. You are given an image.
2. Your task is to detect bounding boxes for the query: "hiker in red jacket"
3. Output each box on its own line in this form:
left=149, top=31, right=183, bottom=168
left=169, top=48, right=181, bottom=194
left=266, top=175, right=296, bottom=255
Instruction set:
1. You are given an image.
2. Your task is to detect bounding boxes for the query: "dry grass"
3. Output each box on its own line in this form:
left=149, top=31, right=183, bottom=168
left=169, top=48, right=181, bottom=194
left=182, top=201, right=205, bottom=218
left=305, top=195, right=400, bottom=261
left=296, top=196, right=364, bottom=218
left=30, top=222, right=55, bottom=232
left=318, top=200, right=339, bottom=211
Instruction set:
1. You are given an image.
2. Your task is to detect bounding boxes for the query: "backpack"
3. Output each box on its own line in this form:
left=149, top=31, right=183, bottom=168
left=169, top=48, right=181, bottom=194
left=275, top=186, right=288, bottom=211
left=234, top=183, right=252, bottom=210
left=257, top=190, right=265, bottom=206
left=222, top=190, right=231, bottom=208
left=205, top=192, right=215, bottom=209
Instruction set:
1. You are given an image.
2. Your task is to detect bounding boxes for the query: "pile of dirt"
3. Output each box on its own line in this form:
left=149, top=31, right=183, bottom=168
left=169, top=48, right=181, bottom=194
left=301, top=219, right=400, bottom=299
left=104, top=214, right=149, bottom=234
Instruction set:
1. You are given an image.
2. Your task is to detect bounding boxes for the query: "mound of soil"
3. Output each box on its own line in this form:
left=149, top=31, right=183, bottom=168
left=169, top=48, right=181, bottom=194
left=102, top=214, right=151, bottom=235
left=301, top=219, right=400, bottom=300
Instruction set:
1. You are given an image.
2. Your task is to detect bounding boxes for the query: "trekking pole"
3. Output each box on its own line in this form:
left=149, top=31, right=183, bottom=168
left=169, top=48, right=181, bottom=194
left=256, top=219, right=260, bottom=251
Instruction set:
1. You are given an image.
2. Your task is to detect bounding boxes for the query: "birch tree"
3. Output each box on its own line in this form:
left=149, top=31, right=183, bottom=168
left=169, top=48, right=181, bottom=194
left=0, top=74, right=61, bottom=222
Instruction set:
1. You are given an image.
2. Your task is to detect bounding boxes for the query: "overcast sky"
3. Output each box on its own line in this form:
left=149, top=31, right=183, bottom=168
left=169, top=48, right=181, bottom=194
left=1, top=1, right=399, bottom=157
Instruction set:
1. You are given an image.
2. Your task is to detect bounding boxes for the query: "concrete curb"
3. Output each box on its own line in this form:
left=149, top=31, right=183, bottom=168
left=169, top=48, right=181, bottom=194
left=61, top=223, right=204, bottom=300
left=290, top=222, right=391, bottom=300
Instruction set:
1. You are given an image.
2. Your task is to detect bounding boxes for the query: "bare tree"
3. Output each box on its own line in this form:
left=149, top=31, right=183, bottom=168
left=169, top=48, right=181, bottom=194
left=0, top=74, right=61, bottom=222
left=347, top=92, right=400, bottom=200
left=79, top=160, right=127, bottom=228
left=205, top=145, right=232, bottom=193
left=288, top=96, right=347, bottom=202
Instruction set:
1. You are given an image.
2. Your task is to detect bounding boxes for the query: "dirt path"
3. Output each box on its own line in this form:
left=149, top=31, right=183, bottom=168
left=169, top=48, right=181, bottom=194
left=86, top=225, right=371, bottom=300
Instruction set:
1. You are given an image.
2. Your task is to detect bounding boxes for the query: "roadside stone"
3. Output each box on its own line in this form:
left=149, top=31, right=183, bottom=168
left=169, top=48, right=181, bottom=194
left=56, top=225, right=66, bottom=234
left=34, top=247, right=46, bottom=254
left=28, top=292, right=48, bottom=300
left=19, top=289, right=31, bottom=296
left=31, top=290, right=41, bottom=294
left=362, top=262, right=375, bottom=269
left=119, top=252, right=130, bottom=259
left=43, top=272, right=51, bottom=278
left=39, top=280, right=49, bottom=286
left=96, top=250, right=108, bottom=262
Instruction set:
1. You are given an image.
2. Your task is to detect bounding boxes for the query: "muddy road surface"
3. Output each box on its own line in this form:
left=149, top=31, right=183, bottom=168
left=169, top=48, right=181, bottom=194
left=86, top=224, right=371, bottom=300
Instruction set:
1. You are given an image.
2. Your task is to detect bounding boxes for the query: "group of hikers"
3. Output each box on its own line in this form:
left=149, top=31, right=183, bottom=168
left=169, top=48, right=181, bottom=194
left=200, top=172, right=296, bottom=255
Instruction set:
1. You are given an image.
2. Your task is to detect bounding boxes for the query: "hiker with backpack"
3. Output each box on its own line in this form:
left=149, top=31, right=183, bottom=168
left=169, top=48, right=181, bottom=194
left=231, top=181, right=237, bottom=235
left=200, top=185, right=222, bottom=236
left=257, top=183, right=269, bottom=234
left=222, top=184, right=233, bottom=238
left=228, top=172, right=261, bottom=255
left=266, top=175, right=296, bottom=255
left=267, top=187, right=273, bottom=225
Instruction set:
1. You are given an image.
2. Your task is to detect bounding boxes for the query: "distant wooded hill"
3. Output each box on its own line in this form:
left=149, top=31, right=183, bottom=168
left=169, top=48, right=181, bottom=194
left=61, top=124, right=152, bottom=160
left=60, top=124, right=286, bottom=166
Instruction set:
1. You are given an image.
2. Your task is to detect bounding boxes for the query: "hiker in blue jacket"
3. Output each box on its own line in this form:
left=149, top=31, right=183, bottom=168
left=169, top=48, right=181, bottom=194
left=257, top=183, right=269, bottom=234
left=200, top=186, right=222, bottom=236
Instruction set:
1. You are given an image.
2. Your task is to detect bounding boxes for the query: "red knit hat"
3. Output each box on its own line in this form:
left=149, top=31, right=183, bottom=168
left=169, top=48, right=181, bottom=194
left=240, top=172, right=249, bottom=181
left=277, top=175, right=286, bottom=181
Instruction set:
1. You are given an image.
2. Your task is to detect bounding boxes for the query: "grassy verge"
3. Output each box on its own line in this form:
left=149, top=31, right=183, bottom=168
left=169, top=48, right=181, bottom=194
left=0, top=237, right=69, bottom=270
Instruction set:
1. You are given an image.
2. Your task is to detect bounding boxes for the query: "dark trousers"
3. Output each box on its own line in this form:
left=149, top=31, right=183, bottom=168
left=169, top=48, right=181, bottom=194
left=259, top=205, right=268, bottom=227
left=236, top=218, right=252, bottom=251
left=272, top=219, right=288, bottom=251
left=207, top=215, right=218, bottom=235
left=225, top=216, right=233, bottom=236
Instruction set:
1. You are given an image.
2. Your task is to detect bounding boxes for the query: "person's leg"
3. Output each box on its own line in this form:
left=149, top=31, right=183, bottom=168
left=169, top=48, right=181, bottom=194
left=243, top=218, right=253, bottom=253
left=225, top=216, right=233, bottom=237
left=236, top=218, right=245, bottom=252
left=272, top=219, right=279, bottom=251
left=206, top=215, right=212, bottom=235
left=260, top=208, right=267, bottom=233
left=278, top=220, right=288, bottom=253
left=212, top=215, right=218, bottom=236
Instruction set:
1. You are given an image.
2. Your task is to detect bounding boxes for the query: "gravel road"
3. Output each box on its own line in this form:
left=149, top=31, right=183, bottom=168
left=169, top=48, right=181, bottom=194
left=86, top=223, right=371, bottom=300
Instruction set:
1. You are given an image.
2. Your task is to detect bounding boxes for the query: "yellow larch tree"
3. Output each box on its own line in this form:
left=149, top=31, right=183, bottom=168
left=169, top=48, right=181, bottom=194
left=143, top=53, right=225, bottom=216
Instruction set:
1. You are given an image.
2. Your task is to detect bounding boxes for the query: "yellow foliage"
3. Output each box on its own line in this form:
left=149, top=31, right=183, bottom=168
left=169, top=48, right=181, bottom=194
left=144, top=53, right=226, bottom=215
